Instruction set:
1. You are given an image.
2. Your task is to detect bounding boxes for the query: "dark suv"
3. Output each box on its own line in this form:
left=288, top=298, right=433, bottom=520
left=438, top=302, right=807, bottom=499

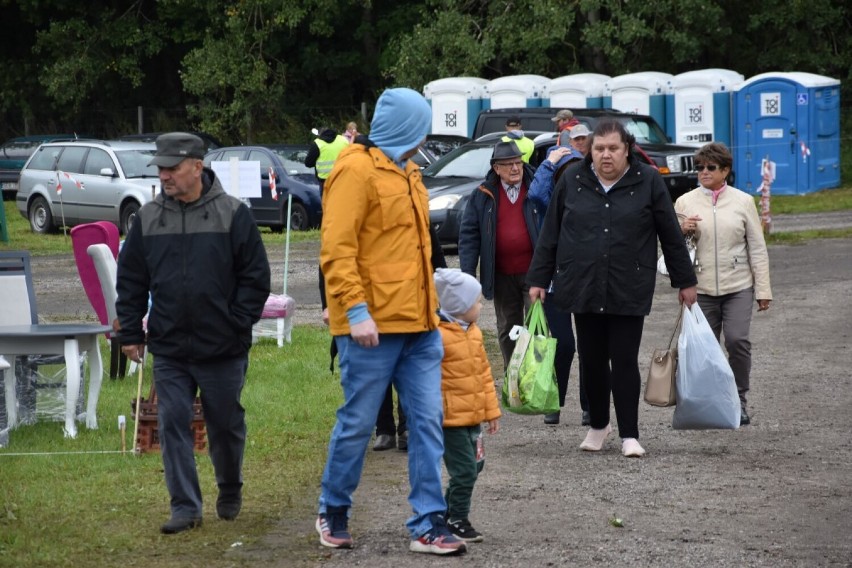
left=1, top=135, right=82, bottom=198
left=473, top=107, right=699, bottom=200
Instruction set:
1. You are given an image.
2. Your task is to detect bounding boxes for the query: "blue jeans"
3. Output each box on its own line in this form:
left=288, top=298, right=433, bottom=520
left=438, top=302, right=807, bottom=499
left=318, top=330, right=445, bottom=537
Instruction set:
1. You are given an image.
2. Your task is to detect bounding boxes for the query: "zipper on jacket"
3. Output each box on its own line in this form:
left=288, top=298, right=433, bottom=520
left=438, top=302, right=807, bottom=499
left=713, top=204, right=719, bottom=295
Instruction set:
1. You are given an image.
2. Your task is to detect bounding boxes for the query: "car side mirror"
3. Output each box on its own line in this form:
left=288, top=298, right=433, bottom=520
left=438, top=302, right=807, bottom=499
left=99, top=168, right=116, bottom=177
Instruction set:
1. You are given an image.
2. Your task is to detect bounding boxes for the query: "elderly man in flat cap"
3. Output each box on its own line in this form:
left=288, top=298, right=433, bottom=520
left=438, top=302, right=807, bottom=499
left=459, top=140, right=541, bottom=369
left=116, top=132, right=271, bottom=535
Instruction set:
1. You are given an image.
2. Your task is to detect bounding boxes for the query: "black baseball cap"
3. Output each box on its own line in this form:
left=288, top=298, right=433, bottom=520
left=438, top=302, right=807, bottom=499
left=148, top=132, right=206, bottom=167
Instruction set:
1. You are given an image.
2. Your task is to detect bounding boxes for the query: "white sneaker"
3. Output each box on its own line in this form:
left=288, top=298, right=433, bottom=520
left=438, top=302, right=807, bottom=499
left=580, top=423, right=612, bottom=451
left=622, top=438, right=646, bottom=457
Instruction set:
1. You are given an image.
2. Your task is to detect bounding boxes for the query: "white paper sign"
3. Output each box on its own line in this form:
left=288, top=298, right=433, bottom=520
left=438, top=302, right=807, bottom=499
left=760, top=92, right=781, bottom=116
left=211, top=159, right=262, bottom=198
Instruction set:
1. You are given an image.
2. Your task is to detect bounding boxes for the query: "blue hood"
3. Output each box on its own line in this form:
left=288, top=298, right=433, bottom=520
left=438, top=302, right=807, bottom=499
left=369, top=88, right=431, bottom=165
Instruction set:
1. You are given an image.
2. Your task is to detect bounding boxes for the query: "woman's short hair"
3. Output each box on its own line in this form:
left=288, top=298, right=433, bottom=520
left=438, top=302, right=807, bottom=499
left=694, top=142, right=733, bottom=170
left=590, top=120, right=635, bottom=157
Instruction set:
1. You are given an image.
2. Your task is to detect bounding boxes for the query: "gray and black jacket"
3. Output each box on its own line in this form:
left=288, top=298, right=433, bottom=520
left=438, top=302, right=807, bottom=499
left=116, top=168, right=271, bottom=361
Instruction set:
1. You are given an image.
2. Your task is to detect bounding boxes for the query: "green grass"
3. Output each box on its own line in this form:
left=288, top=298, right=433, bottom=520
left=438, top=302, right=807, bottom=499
left=754, top=186, right=852, bottom=214
left=0, top=329, right=340, bottom=568
left=0, top=201, right=319, bottom=256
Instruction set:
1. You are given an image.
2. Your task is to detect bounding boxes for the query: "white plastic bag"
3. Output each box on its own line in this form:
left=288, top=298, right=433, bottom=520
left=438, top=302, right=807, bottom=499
left=672, top=303, right=741, bottom=430
left=658, top=235, right=696, bottom=276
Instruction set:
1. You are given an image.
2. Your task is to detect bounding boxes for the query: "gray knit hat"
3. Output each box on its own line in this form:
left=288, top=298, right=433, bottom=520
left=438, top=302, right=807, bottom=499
left=434, top=268, right=482, bottom=316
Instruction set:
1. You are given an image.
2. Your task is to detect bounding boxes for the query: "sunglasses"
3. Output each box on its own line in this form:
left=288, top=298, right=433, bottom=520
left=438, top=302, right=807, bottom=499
left=695, top=164, right=720, bottom=172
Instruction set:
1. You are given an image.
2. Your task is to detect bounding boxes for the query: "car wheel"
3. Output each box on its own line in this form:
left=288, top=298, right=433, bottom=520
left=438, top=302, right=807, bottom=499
left=28, top=196, right=55, bottom=234
left=120, top=201, right=140, bottom=235
left=285, top=202, right=310, bottom=231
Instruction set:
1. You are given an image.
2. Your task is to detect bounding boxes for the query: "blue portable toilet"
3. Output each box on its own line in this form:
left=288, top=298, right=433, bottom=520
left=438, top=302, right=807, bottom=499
left=668, top=69, right=744, bottom=147
left=483, top=75, right=550, bottom=109
left=603, top=72, right=673, bottom=133
left=733, top=72, right=841, bottom=195
left=424, top=77, right=489, bottom=138
left=545, top=73, right=610, bottom=109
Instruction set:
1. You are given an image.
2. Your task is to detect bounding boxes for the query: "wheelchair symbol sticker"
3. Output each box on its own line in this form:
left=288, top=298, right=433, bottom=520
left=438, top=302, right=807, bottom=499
left=797, top=93, right=808, bottom=105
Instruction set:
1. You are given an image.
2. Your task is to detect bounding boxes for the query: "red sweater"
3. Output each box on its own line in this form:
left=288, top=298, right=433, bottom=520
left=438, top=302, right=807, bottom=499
left=495, top=184, right=533, bottom=274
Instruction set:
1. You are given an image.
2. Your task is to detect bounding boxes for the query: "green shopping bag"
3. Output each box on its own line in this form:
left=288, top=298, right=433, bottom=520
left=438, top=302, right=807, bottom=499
left=501, top=300, right=559, bottom=415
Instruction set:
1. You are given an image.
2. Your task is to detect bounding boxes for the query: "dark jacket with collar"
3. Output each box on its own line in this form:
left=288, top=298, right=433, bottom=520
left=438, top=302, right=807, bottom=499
left=458, top=164, right=540, bottom=300
left=526, top=155, right=696, bottom=315
left=116, top=168, right=271, bottom=361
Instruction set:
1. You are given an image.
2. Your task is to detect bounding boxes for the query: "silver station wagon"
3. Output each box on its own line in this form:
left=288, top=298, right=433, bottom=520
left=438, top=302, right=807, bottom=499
left=15, top=140, right=160, bottom=235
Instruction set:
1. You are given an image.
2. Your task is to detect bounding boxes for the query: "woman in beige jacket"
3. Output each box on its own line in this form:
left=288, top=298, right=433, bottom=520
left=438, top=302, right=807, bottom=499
left=675, top=142, right=772, bottom=426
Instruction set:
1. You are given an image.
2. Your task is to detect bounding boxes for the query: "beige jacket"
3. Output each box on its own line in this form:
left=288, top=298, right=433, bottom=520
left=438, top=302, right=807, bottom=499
left=674, top=185, right=772, bottom=300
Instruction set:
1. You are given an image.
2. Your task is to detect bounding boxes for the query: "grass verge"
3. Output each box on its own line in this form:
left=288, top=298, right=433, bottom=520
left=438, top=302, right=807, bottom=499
left=0, top=327, right=339, bottom=568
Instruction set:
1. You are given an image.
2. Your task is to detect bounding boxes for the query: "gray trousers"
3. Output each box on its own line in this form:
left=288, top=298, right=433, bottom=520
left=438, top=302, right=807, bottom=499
left=493, top=272, right=531, bottom=369
left=697, top=288, right=755, bottom=405
left=153, top=355, right=248, bottom=518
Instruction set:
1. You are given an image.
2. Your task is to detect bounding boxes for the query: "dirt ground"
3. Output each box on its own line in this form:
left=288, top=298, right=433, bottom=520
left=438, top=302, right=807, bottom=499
left=29, top=236, right=852, bottom=567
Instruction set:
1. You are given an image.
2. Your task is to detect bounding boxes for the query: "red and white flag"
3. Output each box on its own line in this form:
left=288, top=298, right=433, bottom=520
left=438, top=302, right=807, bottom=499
left=269, top=166, right=278, bottom=200
left=800, top=141, right=811, bottom=163
left=56, top=170, right=83, bottom=195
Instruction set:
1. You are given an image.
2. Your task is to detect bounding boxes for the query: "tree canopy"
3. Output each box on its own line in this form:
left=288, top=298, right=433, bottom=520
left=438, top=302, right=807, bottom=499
left=0, top=0, right=848, bottom=144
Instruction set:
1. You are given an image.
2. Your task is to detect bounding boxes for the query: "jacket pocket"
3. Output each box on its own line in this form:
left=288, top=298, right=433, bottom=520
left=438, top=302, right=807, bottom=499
left=368, top=261, right=420, bottom=322
left=377, top=186, right=414, bottom=231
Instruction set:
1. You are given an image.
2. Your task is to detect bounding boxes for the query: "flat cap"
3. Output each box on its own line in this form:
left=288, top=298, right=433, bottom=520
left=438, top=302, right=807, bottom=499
left=148, top=132, right=206, bottom=167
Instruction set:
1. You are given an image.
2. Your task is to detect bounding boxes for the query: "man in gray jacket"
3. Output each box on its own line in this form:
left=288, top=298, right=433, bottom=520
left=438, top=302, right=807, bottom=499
left=117, top=132, right=271, bottom=534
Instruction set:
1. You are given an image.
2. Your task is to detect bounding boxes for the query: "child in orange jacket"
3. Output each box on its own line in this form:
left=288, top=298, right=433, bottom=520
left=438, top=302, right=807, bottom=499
left=434, top=268, right=501, bottom=543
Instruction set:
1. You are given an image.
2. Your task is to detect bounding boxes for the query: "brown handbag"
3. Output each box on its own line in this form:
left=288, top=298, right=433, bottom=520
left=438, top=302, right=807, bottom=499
left=644, top=308, right=683, bottom=407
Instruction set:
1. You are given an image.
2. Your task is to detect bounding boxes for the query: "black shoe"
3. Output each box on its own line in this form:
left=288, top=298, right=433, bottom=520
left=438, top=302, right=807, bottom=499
left=397, top=431, right=408, bottom=451
left=373, top=434, right=395, bottom=451
left=160, top=516, right=202, bottom=534
left=543, top=411, right=560, bottom=425
left=740, top=407, right=751, bottom=426
left=217, top=490, right=242, bottom=521
left=581, top=411, right=591, bottom=426
left=447, top=518, right=484, bottom=543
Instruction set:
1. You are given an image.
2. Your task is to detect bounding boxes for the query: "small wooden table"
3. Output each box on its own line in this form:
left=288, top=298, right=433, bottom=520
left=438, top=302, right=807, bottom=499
left=0, top=323, right=111, bottom=439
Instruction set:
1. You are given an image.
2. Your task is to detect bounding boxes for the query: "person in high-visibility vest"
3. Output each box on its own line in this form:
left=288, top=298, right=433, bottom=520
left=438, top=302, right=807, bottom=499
left=500, top=116, right=535, bottom=164
left=305, top=127, right=349, bottom=193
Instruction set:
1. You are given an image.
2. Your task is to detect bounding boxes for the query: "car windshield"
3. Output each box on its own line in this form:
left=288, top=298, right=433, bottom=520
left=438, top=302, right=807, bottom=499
left=270, top=148, right=313, bottom=175
left=115, top=149, right=159, bottom=178
left=617, top=116, right=668, bottom=145
left=422, top=146, right=493, bottom=179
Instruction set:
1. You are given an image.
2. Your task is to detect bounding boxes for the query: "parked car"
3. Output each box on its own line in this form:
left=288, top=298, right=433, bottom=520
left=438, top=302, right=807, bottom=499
left=15, top=140, right=160, bottom=234
left=411, top=134, right=471, bottom=168
left=118, top=131, right=224, bottom=153
left=473, top=107, right=699, bottom=199
left=203, top=145, right=321, bottom=231
left=1, top=134, right=84, bottom=198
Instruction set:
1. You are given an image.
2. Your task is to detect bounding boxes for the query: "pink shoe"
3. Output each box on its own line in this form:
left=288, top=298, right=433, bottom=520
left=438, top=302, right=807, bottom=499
left=622, top=438, right=646, bottom=457
left=579, top=424, right=612, bottom=451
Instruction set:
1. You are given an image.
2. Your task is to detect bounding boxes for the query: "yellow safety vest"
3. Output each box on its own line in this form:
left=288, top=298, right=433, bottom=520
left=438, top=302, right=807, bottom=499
left=315, top=135, right=349, bottom=179
left=501, top=135, right=534, bottom=164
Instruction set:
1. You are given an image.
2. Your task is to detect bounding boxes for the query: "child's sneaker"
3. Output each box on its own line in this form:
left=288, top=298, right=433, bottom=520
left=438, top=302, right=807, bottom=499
left=448, top=518, right=484, bottom=542
left=316, top=506, right=353, bottom=549
left=409, top=513, right=467, bottom=555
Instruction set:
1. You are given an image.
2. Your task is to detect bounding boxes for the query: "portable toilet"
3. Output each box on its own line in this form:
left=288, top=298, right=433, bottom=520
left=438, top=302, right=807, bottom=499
left=424, top=77, right=489, bottom=138
left=668, top=69, right=744, bottom=147
left=545, top=73, right=610, bottom=109
left=733, top=72, right=841, bottom=195
left=603, top=72, right=673, bottom=133
left=483, top=75, right=550, bottom=109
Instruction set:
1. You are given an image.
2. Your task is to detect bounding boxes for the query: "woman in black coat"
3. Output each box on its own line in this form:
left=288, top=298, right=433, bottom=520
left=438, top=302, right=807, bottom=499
left=527, top=120, right=697, bottom=458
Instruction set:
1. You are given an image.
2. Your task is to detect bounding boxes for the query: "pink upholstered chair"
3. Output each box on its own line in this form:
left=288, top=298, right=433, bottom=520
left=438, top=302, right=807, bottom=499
left=69, top=221, right=125, bottom=378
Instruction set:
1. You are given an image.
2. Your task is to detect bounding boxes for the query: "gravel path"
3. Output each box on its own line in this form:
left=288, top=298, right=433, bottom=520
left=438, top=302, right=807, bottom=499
left=25, top=224, right=852, bottom=567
